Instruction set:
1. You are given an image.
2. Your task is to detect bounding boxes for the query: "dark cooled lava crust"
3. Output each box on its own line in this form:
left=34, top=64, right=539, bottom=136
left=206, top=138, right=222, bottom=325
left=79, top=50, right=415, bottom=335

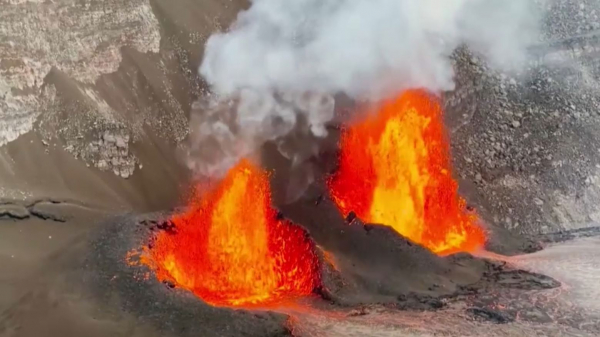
left=87, top=213, right=294, bottom=337
left=86, top=205, right=566, bottom=337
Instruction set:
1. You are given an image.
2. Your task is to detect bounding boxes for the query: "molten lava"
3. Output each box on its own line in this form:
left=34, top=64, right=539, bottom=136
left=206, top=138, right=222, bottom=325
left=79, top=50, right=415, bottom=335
left=328, top=89, right=486, bottom=255
left=144, top=159, right=320, bottom=307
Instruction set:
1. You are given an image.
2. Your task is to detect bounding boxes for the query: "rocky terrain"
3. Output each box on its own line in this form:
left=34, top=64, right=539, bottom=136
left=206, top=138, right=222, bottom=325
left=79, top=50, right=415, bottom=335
left=2, top=0, right=600, bottom=337
left=0, top=0, right=244, bottom=209
left=446, top=0, right=600, bottom=235
left=3, top=0, right=600, bottom=232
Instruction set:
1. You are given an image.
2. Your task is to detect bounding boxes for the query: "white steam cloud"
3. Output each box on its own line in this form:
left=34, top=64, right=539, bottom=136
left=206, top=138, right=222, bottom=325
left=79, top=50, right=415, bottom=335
left=188, top=0, right=540, bottom=178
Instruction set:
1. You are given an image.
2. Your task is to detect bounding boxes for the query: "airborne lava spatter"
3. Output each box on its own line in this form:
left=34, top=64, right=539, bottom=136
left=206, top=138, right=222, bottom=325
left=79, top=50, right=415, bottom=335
left=143, top=159, right=320, bottom=307
left=328, top=89, right=486, bottom=255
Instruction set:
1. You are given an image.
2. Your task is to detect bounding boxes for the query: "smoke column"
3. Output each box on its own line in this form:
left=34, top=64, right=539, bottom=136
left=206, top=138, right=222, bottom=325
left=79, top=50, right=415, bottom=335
left=188, top=0, right=540, bottom=185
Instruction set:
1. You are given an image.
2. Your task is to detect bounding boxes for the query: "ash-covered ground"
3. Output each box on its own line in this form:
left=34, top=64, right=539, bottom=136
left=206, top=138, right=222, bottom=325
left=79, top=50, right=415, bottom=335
left=2, top=0, right=600, bottom=336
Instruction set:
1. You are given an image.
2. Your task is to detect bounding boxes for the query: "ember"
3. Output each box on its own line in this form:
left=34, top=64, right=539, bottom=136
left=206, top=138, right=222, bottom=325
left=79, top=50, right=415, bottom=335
left=328, top=89, right=486, bottom=255
left=143, top=159, right=320, bottom=307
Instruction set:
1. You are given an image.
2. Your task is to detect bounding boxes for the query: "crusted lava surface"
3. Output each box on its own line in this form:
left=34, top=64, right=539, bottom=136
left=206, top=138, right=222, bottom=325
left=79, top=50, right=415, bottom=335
left=86, top=209, right=565, bottom=337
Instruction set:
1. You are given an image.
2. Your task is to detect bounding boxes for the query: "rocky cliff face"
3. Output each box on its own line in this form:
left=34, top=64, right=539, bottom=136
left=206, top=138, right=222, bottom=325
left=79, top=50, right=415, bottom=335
left=0, top=0, right=243, bottom=210
left=447, top=0, right=600, bottom=235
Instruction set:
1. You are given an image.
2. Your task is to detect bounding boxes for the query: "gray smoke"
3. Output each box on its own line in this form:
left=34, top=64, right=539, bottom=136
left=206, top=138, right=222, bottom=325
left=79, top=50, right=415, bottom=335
left=188, top=0, right=540, bottom=180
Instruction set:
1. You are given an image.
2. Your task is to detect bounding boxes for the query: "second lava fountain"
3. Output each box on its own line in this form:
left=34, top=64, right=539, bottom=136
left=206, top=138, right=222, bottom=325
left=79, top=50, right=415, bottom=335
left=328, top=89, right=486, bottom=255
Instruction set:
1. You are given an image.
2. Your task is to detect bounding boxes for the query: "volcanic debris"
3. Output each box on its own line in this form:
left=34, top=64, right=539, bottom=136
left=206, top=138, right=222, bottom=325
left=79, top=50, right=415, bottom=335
left=0, top=199, right=69, bottom=222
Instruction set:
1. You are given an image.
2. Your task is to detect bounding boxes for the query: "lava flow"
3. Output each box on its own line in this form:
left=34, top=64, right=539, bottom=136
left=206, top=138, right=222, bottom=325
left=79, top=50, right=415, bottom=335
left=143, top=159, right=320, bottom=307
left=328, top=89, right=486, bottom=255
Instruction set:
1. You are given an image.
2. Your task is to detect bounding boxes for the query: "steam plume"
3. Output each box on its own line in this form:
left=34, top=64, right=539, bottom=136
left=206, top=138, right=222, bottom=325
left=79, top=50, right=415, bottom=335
left=188, top=0, right=539, bottom=183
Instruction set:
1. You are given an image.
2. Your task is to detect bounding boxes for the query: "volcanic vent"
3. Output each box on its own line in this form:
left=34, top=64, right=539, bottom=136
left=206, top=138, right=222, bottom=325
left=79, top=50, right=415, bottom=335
left=91, top=83, right=571, bottom=336
left=137, top=89, right=487, bottom=309
left=142, top=159, right=321, bottom=307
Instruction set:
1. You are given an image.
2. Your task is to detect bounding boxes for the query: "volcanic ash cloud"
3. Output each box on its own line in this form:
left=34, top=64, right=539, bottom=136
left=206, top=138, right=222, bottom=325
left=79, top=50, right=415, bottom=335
left=188, top=0, right=540, bottom=179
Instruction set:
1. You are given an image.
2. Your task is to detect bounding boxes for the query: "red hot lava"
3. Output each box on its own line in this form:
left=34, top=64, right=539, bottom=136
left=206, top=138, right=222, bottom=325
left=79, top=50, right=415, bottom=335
left=143, top=159, right=320, bottom=307
left=328, top=89, right=486, bottom=255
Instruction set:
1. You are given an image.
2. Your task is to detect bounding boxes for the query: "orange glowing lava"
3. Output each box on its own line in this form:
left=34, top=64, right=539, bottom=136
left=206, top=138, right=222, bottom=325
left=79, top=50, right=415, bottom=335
left=144, top=159, right=320, bottom=307
left=327, top=89, right=486, bottom=255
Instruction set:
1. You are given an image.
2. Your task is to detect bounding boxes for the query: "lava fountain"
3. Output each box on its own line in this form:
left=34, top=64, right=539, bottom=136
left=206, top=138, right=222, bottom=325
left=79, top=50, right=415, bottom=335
left=143, top=159, right=321, bottom=307
left=327, top=89, right=486, bottom=255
